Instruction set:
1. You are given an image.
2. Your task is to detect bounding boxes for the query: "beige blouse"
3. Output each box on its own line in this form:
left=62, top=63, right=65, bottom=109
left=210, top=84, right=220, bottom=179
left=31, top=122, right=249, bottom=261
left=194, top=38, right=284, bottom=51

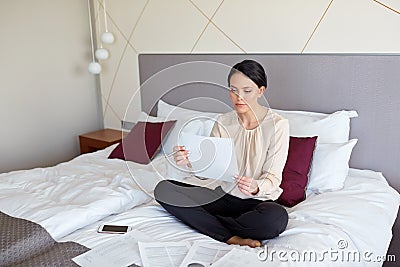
left=210, top=109, right=289, bottom=200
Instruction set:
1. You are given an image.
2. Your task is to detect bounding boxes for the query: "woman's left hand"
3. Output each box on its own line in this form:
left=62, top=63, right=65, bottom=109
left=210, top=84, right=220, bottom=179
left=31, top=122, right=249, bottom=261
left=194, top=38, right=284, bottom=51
left=235, top=175, right=259, bottom=195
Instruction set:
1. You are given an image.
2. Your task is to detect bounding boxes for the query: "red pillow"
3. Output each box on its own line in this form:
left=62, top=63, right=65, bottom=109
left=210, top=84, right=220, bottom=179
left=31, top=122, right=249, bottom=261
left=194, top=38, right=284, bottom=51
left=108, top=120, right=176, bottom=164
left=277, top=136, right=317, bottom=207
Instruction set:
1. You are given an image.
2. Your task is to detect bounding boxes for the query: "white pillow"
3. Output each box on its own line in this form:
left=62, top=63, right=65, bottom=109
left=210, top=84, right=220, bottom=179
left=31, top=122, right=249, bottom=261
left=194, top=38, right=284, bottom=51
left=138, top=111, right=209, bottom=154
left=307, top=139, right=358, bottom=193
left=272, top=109, right=358, bottom=143
left=157, top=100, right=220, bottom=137
left=138, top=111, right=164, bottom=122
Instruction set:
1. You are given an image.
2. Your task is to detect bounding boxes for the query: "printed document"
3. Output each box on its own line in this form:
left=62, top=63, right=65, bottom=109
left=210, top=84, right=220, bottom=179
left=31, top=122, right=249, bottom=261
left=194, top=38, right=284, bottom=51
left=72, top=229, right=153, bottom=267
left=212, top=248, right=266, bottom=267
left=179, top=241, right=233, bottom=267
left=138, top=241, right=191, bottom=267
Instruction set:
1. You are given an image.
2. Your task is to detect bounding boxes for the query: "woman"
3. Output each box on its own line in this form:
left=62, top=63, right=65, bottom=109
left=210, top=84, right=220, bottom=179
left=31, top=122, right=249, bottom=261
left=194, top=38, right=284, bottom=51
left=154, top=59, right=289, bottom=248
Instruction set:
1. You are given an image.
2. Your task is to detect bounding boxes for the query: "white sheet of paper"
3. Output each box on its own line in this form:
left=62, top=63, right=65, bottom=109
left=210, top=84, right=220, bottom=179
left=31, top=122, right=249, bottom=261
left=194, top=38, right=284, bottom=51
left=179, top=132, right=238, bottom=182
left=72, top=229, right=153, bottom=267
left=179, top=241, right=233, bottom=267
left=212, top=248, right=266, bottom=267
left=138, top=241, right=191, bottom=267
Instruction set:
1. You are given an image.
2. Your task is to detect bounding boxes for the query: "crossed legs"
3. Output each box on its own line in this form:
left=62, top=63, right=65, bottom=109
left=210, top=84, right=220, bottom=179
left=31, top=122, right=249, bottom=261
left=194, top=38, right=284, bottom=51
left=154, top=180, right=288, bottom=247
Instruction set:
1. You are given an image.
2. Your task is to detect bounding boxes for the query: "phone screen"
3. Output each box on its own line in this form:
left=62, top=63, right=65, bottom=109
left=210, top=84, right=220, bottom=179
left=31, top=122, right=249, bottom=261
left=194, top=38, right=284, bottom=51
left=101, top=225, right=129, bottom=232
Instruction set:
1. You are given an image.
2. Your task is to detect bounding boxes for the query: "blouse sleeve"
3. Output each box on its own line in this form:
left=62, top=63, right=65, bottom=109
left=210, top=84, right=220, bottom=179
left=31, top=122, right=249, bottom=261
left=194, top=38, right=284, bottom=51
left=254, top=118, right=289, bottom=198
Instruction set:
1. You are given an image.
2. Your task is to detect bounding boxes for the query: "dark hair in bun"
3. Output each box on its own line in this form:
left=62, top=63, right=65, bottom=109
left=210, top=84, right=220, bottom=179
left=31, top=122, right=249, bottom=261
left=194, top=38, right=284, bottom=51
left=228, top=59, right=267, bottom=89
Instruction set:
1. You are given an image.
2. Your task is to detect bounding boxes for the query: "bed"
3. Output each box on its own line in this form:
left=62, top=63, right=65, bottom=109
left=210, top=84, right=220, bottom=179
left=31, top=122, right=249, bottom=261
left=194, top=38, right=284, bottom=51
left=1, top=54, right=400, bottom=267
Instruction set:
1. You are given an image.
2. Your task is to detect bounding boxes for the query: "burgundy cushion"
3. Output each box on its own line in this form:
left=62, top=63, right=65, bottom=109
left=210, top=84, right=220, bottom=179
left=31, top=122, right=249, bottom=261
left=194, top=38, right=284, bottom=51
left=108, top=120, right=176, bottom=164
left=277, top=136, right=317, bottom=207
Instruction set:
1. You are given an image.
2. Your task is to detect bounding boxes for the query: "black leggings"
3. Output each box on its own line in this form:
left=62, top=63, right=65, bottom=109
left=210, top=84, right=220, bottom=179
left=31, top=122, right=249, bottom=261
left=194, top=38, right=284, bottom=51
left=154, top=180, right=288, bottom=242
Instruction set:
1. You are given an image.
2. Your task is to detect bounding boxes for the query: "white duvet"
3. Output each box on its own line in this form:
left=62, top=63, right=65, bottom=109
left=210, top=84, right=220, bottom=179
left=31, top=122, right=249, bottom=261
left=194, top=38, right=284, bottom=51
left=1, top=146, right=399, bottom=266
left=0, top=145, right=154, bottom=240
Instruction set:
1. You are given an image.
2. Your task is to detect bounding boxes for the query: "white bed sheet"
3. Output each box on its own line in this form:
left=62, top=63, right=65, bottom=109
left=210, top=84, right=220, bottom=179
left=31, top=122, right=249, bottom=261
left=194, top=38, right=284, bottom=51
left=60, top=167, right=400, bottom=266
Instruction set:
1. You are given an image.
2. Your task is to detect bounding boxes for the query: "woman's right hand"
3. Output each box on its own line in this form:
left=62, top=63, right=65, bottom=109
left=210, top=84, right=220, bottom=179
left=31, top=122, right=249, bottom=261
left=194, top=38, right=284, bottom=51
left=173, top=146, right=192, bottom=167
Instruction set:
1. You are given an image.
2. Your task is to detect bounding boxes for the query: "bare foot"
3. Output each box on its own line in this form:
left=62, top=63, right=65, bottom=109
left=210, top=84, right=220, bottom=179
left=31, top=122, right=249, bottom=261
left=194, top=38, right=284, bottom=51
left=226, top=236, right=261, bottom=248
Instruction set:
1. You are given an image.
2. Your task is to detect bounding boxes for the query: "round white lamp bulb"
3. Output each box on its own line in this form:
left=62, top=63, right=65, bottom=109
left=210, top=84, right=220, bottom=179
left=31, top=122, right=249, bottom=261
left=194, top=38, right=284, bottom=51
left=88, top=62, right=102, bottom=74
left=101, top=32, right=115, bottom=44
left=95, top=48, right=109, bottom=60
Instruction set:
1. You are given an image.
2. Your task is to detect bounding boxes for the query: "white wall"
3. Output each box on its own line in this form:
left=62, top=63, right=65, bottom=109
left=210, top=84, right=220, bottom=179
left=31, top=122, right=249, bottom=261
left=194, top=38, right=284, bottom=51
left=94, top=0, right=400, bottom=130
left=0, top=0, right=103, bottom=173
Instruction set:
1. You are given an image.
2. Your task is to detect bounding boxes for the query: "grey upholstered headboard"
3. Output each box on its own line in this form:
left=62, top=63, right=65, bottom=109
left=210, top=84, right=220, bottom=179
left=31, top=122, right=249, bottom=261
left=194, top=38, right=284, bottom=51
left=138, top=54, right=400, bottom=191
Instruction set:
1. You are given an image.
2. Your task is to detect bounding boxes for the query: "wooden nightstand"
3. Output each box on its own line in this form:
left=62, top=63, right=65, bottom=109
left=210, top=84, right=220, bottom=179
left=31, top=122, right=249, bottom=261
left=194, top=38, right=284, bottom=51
left=79, top=129, right=125, bottom=154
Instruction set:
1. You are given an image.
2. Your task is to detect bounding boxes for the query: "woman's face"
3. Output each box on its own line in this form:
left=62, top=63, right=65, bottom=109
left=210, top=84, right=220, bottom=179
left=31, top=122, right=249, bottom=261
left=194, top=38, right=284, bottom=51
left=229, top=72, right=265, bottom=114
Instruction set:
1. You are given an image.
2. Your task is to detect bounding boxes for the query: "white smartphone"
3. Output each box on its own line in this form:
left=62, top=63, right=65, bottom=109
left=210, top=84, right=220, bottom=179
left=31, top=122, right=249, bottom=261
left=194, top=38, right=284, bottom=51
left=97, top=224, right=132, bottom=234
